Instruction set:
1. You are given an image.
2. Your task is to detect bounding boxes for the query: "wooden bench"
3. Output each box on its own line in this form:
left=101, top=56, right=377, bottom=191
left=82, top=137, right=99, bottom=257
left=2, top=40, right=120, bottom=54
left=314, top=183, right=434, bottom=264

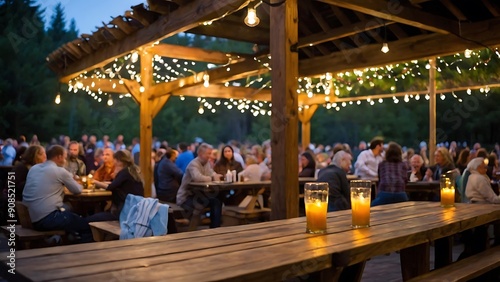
left=89, top=221, right=120, bottom=242
left=89, top=203, right=186, bottom=241
left=0, top=202, right=65, bottom=249
left=408, top=245, right=500, bottom=282
left=223, top=188, right=271, bottom=226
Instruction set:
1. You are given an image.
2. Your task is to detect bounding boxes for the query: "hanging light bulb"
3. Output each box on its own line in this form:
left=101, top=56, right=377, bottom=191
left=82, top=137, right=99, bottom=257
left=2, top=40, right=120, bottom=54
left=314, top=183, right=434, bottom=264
left=107, top=96, right=113, bottom=106
left=198, top=105, right=204, bottom=114
left=55, top=93, right=61, bottom=104
left=381, top=43, right=389, bottom=53
left=464, top=49, right=472, bottom=58
left=244, top=5, right=260, bottom=27
left=203, top=73, right=210, bottom=87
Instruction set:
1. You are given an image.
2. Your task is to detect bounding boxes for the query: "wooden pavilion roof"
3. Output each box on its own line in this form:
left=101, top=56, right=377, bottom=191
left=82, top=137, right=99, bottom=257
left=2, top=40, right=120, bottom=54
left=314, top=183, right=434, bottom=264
left=47, top=0, right=500, bottom=86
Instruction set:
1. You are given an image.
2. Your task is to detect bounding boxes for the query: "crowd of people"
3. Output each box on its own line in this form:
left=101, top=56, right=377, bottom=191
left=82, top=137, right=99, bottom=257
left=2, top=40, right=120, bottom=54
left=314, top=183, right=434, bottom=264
left=1, top=133, right=499, bottom=246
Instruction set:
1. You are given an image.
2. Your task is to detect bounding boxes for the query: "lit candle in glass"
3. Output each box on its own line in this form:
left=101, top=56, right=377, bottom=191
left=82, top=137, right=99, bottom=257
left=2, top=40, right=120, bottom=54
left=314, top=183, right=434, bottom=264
left=81, top=176, right=87, bottom=189
left=440, top=176, right=455, bottom=208
left=350, top=180, right=372, bottom=228
left=304, top=183, right=329, bottom=234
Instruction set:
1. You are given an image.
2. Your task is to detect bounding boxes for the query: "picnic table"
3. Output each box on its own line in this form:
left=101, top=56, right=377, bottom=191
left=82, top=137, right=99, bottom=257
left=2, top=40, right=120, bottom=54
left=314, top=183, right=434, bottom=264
left=3, top=201, right=499, bottom=281
left=64, top=188, right=112, bottom=215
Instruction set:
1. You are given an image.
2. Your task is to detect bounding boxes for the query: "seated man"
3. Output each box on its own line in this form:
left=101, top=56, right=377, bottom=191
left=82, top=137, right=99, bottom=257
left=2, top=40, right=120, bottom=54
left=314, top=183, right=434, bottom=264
left=176, top=144, right=223, bottom=228
left=22, top=145, right=92, bottom=243
left=65, top=141, right=86, bottom=177
left=317, top=151, right=352, bottom=212
left=93, top=148, right=115, bottom=181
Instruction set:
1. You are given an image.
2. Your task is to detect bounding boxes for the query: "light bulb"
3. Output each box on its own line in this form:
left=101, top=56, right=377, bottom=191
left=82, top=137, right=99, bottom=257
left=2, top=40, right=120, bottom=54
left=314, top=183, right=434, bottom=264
left=244, top=7, right=260, bottom=27
left=107, top=96, right=113, bottom=106
left=464, top=49, right=472, bottom=58
left=381, top=43, right=389, bottom=53
left=198, top=106, right=204, bottom=114
left=55, top=94, right=61, bottom=104
left=203, top=74, right=210, bottom=87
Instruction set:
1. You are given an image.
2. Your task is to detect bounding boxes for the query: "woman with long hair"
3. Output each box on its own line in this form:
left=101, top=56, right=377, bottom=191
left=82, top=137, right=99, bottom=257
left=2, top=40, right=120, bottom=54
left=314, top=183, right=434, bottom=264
left=371, top=142, right=409, bottom=206
left=91, top=150, right=144, bottom=221
left=213, top=145, right=243, bottom=177
left=424, top=147, right=456, bottom=181
left=12, top=145, right=46, bottom=200
left=456, top=148, right=470, bottom=174
left=299, top=151, right=316, bottom=177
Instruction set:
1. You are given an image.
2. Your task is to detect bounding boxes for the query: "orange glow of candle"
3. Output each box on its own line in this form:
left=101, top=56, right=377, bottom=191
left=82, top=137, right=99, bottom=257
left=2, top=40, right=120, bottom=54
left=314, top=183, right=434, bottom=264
left=351, top=196, right=370, bottom=228
left=305, top=201, right=327, bottom=233
left=441, top=187, right=455, bottom=208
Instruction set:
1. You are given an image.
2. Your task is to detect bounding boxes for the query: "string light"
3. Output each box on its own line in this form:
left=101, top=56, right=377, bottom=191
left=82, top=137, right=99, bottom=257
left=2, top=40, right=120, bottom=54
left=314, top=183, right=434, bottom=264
left=55, top=94, right=61, bottom=104
left=107, top=96, right=113, bottom=106
left=244, top=2, right=261, bottom=27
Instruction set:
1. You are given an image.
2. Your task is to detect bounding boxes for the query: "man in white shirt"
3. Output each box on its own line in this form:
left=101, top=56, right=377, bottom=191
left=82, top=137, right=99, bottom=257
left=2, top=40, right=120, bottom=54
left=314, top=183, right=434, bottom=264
left=354, top=137, right=384, bottom=179
left=23, top=145, right=92, bottom=243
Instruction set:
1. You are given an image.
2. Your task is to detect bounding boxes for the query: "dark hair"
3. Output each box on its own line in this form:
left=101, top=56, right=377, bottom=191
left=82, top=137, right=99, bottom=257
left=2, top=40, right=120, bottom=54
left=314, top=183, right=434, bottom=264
left=476, top=148, right=488, bottom=159
left=301, top=152, right=316, bottom=169
left=456, top=148, right=470, bottom=167
left=218, top=145, right=235, bottom=166
left=385, top=142, right=402, bottom=163
left=22, top=145, right=44, bottom=166
left=488, top=153, right=498, bottom=168
left=47, top=145, right=65, bottom=160
left=369, top=138, right=384, bottom=150
left=178, top=142, right=188, bottom=152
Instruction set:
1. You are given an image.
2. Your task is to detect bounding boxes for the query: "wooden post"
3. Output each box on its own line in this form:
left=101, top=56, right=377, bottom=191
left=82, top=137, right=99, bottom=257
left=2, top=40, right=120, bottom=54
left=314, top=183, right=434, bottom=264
left=139, top=49, right=153, bottom=197
left=298, top=105, right=318, bottom=151
left=270, top=0, right=299, bottom=220
left=428, top=58, right=436, bottom=165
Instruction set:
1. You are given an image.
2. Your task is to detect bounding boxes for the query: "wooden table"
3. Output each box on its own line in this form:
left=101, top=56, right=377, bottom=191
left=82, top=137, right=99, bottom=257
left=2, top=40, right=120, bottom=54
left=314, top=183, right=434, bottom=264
left=64, top=189, right=112, bottom=215
left=3, top=201, right=499, bottom=282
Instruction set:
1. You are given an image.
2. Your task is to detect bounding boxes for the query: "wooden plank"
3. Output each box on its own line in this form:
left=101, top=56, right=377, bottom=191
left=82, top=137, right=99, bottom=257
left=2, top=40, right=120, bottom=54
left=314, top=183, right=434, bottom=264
left=149, top=58, right=267, bottom=99
left=408, top=245, right=500, bottom=282
left=400, top=242, right=430, bottom=280
left=429, top=58, right=436, bottom=165
left=298, top=19, right=391, bottom=48
left=440, top=0, right=468, bottom=21
left=270, top=0, right=299, bottom=220
left=110, top=16, right=137, bottom=35
left=171, top=85, right=271, bottom=101
left=299, top=17, right=500, bottom=77
left=139, top=50, right=153, bottom=197
left=148, top=43, right=233, bottom=64
left=26, top=204, right=496, bottom=281
left=58, top=0, right=249, bottom=81
left=8, top=203, right=500, bottom=281
left=298, top=105, right=318, bottom=150
left=482, top=0, right=500, bottom=17
left=187, top=23, right=270, bottom=45
left=147, top=0, right=179, bottom=15
left=318, top=0, right=459, bottom=35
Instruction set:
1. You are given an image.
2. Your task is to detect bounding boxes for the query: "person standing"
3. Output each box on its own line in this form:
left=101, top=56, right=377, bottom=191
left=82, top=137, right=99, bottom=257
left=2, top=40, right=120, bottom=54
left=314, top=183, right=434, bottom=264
left=354, top=137, right=384, bottom=179
left=23, top=145, right=92, bottom=243
left=175, top=142, right=194, bottom=173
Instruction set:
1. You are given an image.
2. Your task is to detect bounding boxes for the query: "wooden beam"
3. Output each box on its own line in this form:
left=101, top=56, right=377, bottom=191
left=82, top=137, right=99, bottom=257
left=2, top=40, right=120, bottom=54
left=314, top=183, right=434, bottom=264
left=440, top=0, right=467, bottom=21
left=149, top=58, right=268, bottom=99
left=148, top=43, right=234, bottom=64
left=58, top=0, right=250, bottom=81
left=270, top=0, right=299, bottom=220
left=428, top=58, right=436, bottom=165
left=147, top=0, right=178, bottom=15
left=139, top=50, right=153, bottom=198
left=122, top=79, right=142, bottom=105
left=152, top=95, right=170, bottom=118
left=318, top=0, right=459, bottom=34
left=299, top=18, right=500, bottom=77
left=171, top=84, right=271, bottom=101
left=110, top=17, right=138, bottom=35
left=187, top=22, right=269, bottom=45
left=298, top=20, right=390, bottom=48
left=298, top=105, right=319, bottom=150
left=482, top=0, right=500, bottom=17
